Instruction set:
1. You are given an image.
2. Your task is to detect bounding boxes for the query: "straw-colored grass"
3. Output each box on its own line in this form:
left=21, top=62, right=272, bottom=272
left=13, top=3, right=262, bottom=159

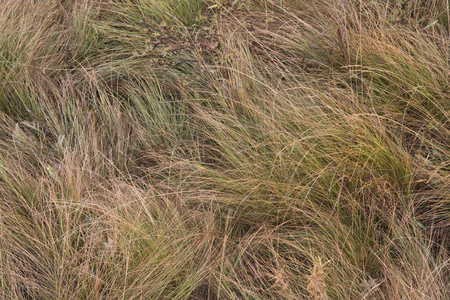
left=0, top=0, right=449, bottom=299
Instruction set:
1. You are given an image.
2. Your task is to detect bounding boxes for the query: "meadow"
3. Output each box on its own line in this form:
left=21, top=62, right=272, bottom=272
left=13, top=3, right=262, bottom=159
left=0, top=0, right=449, bottom=299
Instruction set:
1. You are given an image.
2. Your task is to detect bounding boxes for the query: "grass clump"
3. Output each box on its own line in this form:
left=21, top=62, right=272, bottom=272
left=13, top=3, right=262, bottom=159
left=0, top=0, right=449, bottom=299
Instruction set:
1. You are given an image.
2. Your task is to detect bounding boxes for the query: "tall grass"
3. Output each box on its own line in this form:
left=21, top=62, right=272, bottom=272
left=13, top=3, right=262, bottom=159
left=0, top=0, right=449, bottom=299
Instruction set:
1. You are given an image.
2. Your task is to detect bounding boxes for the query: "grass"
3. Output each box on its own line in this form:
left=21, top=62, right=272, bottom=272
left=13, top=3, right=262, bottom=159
left=0, top=0, right=449, bottom=299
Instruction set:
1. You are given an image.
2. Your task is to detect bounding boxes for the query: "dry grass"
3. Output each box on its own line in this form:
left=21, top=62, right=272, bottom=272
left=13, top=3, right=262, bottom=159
left=0, top=0, right=449, bottom=299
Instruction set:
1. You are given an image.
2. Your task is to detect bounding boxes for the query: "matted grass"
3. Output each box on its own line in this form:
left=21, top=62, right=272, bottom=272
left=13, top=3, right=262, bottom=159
left=0, top=0, right=449, bottom=299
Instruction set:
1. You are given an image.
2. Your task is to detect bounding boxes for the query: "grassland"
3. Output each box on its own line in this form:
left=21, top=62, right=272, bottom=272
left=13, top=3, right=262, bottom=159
left=0, top=0, right=449, bottom=299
